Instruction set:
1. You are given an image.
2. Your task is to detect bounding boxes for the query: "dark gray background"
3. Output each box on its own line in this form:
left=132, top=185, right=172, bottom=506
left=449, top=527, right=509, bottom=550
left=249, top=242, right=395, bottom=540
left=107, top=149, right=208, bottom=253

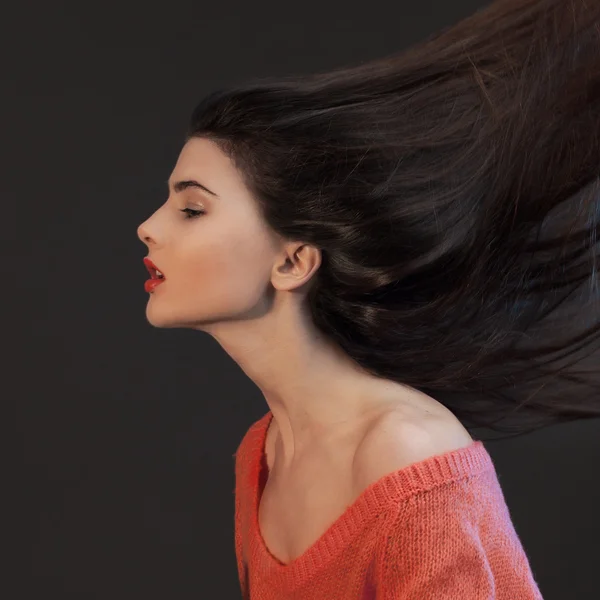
left=5, top=0, right=599, bottom=598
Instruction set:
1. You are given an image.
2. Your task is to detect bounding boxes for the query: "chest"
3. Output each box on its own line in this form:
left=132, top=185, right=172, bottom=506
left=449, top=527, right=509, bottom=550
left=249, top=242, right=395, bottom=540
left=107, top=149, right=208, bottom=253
left=257, top=453, right=358, bottom=565
left=255, top=404, right=473, bottom=566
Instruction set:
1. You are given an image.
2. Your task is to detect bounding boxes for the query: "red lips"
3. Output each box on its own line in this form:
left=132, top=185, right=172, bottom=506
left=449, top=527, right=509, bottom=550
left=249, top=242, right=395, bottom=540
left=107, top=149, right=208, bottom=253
left=143, top=257, right=166, bottom=293
left=143, top=257, right=165, bottom=280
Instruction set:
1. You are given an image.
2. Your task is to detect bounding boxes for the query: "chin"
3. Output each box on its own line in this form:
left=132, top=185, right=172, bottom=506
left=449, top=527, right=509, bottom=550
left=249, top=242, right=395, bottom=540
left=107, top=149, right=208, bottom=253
left=144, top=303, right=184, bottom=328
left=144, top=305, right=211, bottom=330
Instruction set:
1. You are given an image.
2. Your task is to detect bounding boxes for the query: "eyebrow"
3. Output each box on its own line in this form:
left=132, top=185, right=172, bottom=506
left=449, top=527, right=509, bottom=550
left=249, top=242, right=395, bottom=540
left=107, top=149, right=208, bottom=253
left=167, top=178, right=219, bottom=197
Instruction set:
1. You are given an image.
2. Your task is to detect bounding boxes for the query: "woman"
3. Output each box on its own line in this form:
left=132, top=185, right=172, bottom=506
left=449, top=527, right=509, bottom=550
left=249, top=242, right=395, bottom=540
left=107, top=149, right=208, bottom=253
left=137, top=0, right=599, bottom=597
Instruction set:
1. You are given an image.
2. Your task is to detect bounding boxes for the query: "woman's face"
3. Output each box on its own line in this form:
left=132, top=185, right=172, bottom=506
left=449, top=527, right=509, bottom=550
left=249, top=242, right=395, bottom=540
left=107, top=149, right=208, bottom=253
left=137, top=137, right=282, bottom=331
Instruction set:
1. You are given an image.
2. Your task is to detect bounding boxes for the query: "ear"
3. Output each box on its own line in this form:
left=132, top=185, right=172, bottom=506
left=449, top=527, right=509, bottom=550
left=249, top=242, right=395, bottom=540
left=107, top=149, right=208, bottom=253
left=272, top=242, right=322, bottom=292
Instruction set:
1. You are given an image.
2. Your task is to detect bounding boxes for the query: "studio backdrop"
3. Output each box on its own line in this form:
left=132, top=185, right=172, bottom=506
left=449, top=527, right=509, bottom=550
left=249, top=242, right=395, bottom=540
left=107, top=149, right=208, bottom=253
left=6, top=0, right=599, bottom=599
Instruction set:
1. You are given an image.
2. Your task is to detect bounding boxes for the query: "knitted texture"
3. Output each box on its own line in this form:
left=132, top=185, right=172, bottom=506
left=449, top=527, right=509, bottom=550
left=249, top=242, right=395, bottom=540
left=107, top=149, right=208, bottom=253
left=233, top=411, right=544, bottom=599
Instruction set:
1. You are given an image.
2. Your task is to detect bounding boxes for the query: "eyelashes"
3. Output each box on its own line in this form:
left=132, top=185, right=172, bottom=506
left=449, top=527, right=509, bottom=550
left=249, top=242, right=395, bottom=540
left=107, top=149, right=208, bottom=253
left=180, top=208, right=206, bottom=219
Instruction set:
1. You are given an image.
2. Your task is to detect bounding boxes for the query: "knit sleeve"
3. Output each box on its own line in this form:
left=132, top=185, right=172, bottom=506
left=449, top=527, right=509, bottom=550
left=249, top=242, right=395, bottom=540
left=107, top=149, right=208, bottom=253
left=377, top=483, right=544, bottom=600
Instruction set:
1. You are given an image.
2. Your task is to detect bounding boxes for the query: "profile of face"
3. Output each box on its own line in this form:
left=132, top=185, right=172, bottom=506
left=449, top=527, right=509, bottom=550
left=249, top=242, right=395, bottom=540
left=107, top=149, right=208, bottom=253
left=137, top=137, right=289, bottom=333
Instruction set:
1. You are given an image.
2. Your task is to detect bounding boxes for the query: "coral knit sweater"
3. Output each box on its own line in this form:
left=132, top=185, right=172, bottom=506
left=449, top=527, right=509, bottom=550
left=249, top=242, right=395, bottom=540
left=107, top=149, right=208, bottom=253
left=233, top=411, right=544, bottom=600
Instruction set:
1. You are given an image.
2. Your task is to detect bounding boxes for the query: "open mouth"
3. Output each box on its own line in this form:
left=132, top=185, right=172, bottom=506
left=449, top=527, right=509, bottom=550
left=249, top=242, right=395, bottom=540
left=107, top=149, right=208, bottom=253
left=144, top=257, right=166, bottom=280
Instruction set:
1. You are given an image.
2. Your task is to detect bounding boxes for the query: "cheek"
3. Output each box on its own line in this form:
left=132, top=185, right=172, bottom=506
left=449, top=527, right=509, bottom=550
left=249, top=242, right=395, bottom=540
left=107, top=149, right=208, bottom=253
left=184, top=240, right=271, bottom=307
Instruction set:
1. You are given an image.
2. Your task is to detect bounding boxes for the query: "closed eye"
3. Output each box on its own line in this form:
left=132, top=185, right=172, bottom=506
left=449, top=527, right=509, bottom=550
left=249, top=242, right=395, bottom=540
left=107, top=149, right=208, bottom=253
left=180, top=208, right=205, bottom=219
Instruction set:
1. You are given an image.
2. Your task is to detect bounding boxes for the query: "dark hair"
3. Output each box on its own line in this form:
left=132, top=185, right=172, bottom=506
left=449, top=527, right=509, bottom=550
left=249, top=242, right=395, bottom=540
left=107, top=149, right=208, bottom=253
left=185, top=0, right=600, bottom=441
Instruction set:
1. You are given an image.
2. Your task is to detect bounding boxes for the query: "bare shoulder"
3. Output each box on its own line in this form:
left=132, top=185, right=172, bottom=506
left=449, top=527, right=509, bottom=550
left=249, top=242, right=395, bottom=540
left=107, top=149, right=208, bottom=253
left=352, top=408, right=474, bottom=491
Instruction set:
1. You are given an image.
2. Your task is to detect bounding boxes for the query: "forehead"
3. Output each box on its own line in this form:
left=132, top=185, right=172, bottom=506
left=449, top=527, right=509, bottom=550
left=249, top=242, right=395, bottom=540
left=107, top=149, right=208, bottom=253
left=173, top=137, right=236, bottom=181
left=171, top=137, right=258, bottom=209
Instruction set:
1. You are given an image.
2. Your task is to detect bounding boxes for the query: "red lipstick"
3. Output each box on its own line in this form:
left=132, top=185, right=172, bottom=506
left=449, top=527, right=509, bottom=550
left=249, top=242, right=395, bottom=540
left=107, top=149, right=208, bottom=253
left=143, top=257, right=166, bottom=292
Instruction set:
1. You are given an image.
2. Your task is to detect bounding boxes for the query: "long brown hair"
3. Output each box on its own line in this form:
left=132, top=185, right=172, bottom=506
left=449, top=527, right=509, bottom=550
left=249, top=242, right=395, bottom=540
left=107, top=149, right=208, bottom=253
left=186, top=0, right=600, bottom=441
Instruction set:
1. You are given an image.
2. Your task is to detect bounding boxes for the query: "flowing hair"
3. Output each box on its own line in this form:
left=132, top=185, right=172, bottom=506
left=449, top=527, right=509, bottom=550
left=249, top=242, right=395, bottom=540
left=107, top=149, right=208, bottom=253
left=185, top=0, right=600, bottom=441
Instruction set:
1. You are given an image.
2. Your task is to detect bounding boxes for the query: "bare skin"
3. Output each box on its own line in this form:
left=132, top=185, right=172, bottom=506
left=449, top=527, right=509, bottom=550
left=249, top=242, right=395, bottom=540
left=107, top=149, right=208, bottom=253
left=259, top=393, right=473, bottom=564
left=137, top=136, right=474, bottom=565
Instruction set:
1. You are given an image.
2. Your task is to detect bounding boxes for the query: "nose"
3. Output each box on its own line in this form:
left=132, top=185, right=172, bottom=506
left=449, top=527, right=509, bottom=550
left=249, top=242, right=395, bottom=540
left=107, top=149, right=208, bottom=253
left=137, top=220, right=153, bottom=246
